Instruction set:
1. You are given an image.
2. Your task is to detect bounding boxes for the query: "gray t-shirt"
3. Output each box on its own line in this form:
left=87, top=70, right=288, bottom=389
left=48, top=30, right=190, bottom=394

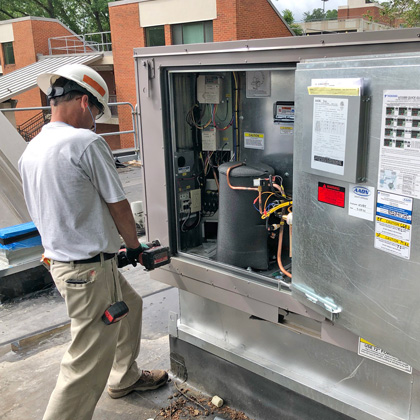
left=18, top=121, right=126, bottom=261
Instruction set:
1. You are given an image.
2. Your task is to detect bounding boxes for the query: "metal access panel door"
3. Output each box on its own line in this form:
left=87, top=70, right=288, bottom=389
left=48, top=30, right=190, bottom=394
left=293, top=52, right=420, bottom=371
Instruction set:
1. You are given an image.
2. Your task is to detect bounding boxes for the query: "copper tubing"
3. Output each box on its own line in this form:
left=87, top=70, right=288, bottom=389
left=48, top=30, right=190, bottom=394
left=277, top=223, right=292, bottom=279
left=226, top=163, right=259, bottom=191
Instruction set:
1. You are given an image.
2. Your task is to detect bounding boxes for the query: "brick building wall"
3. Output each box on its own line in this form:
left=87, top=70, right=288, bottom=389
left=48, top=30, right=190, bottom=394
left=237, top=0, right=292, bottom=40
left=109, top=3, right=144, bottom=149
left=214, top=0, right=238, bottom=41
left=31, top=19, right=76, bottom=56
left=337, top=6, right=390, bottom=25
left=110, top=0, right=292, bottom=149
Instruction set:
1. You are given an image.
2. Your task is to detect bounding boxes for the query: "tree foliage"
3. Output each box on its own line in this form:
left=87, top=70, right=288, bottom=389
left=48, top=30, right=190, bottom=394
left=282, top=9, right=303, bottom=36
left=0, top=0, right=114, bottom=34
left=304, top=8, right=338, bottom=22
left=380, top=0, right=420, bottom=27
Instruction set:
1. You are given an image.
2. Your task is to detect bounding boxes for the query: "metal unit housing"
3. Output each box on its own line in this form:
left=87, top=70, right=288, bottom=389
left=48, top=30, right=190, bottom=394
left=135, top=30, right=420, bottom=419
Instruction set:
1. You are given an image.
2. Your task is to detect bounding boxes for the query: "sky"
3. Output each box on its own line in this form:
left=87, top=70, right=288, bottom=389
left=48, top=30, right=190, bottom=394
left=273, top=0, right=348, bottom=22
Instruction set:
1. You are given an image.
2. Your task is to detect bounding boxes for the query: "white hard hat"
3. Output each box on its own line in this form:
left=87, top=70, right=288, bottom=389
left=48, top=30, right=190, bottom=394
left=37, top=63, right=111, bottom=123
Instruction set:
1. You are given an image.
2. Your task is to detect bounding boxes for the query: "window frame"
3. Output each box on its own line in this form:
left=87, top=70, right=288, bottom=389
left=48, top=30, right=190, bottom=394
left=3, top=42, right=15, bottom=66
left=145, top=25, right=166, bottom=47
left=172, top=20, right=213, bottom=45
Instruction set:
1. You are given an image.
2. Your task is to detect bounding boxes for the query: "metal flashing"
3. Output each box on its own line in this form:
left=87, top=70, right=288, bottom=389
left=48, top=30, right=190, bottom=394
left=133, top=28, right=420, bottom=59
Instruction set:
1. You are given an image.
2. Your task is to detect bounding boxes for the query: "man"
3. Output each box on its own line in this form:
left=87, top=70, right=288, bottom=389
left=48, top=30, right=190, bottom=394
left=18, top=64, right=168, bottom=420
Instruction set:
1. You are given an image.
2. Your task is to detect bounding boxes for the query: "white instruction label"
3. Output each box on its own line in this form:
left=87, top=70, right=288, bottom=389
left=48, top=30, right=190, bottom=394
left=311, top=97, right=348, bottom=175
left=358, top=338, right=412, bottom=374
left=348, top=185, right=375, bottom=221
left=244, top=132, right=264, bottom=150
left=374, top=191, right=412, bottom=259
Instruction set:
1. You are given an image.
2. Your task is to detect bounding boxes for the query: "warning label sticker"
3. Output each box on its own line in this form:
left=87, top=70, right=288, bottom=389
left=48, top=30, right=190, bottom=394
left=374, top=191, right=412, bottom=259
left=244, top=132, right=264, bottom=150
left=358, top=338, right=412, bottom=374
left=318, top=183, right=345, bottom=208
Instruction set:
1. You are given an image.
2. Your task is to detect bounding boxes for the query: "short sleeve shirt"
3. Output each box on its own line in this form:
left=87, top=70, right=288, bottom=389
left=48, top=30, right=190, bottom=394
left=18, top=122, right=126, bottom=261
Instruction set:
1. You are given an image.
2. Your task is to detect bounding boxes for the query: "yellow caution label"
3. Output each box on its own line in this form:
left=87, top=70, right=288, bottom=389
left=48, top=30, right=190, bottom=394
left=376, top=216, right=411, bottom=230
left=375, top=233, right=409, bottom=247
left=360, top=338, right=374, bottom=346
left=245, top=133, right=264, bottom=138
left=307, top=87, right=360, bottom=96
left=280, top=126, right=293, bottom=130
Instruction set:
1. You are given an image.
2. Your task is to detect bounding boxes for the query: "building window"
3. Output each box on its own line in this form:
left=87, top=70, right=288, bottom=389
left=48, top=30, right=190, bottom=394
left=146, top=26, right=165, bottom=47
left=3, top=42, right=15, bottom=65
left=172, top=21, right=213, bottom=45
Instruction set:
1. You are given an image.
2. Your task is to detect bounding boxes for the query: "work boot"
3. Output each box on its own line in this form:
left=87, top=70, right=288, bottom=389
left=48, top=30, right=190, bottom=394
left=108, top=370, right=168, bottom=399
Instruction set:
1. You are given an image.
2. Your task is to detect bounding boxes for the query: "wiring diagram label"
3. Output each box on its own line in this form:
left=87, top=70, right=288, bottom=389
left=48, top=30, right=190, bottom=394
left=311, top=97, right=348, bottom=176
left=374, top=191, right=412, bottom=259
left=318, top=183, right=345, bottom=208
left=358, top=338, right=412, bottom=374
left=244, top=132, right=264, bottom=150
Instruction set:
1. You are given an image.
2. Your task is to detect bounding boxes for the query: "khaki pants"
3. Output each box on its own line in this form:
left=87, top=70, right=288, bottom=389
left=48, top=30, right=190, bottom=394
left=43, top=256, right=143, bottom=420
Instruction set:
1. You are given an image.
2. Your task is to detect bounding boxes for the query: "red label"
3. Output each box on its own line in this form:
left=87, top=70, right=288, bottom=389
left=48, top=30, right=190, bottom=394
left=318, top=183, right=345, bottom=208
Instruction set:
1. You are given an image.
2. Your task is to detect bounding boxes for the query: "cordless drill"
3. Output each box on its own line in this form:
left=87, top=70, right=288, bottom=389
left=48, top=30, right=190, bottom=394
left=102, top=240, right=171, bottom=325
left=117, top=239, right=171, bottom=270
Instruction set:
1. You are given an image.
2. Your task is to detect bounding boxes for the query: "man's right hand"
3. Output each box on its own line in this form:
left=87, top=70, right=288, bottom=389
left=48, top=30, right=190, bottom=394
left=126, top=244, right=143, bottom=267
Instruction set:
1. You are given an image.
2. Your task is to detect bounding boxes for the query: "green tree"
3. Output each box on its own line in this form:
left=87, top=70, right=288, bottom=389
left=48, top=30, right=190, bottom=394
left=282, top=8, right=303, bottom=36
left=325, top=9, right=338, bottom=20
left=304, top=8, right=326, bottom=22
left=303, top=8, right=338, bottom=22
left=0, top=0, right=113, bottom=33
left=380, top=0, right=420, bottom=27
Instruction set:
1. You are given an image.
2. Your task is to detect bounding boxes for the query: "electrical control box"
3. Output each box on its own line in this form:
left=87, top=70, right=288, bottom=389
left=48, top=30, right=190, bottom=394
left=197, top=75, right=222, bottom=104
left=202, top=127, right=218, bottom=151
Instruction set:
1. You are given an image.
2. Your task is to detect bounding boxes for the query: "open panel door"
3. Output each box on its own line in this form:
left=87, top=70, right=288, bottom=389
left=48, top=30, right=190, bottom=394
left=293, top=52, right=420, bottom=371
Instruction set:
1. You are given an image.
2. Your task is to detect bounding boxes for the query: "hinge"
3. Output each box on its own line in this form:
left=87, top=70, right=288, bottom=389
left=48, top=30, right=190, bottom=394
left=142, top=58, right=155, bottom=97
left=293, top=284, right=342, bottom=320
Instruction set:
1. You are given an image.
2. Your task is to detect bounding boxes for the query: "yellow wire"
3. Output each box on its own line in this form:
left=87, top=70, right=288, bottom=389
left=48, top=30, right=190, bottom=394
left=261, top=201, right=293, bottom=220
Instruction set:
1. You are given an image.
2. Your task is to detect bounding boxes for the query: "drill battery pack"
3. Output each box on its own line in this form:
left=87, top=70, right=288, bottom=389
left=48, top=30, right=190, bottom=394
left=142, top=246, right=171, bottom=270
left=102, top=301, right=129, bottom=325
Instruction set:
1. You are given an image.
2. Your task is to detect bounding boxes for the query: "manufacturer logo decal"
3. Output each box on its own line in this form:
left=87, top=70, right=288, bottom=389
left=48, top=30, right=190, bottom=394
left=352, top=186, right=371, bottom=197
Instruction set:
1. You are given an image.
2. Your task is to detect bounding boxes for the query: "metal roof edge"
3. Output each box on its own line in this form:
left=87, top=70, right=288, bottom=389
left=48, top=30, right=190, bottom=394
left=133, top=28, right=420, bottom=59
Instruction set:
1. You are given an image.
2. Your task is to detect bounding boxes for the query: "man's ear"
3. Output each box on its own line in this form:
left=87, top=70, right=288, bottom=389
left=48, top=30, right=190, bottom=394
left=80, top=94, right=90, bottom=110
